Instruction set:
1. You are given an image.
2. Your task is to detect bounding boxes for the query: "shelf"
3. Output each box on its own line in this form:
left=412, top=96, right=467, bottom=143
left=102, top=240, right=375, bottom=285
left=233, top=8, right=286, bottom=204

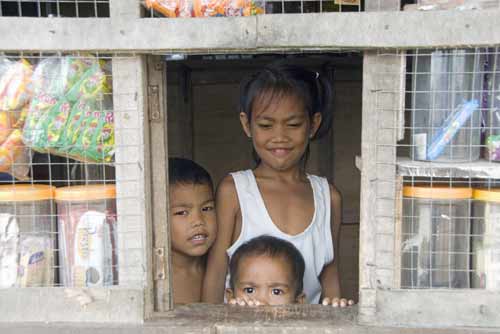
left=396, top=157, right=500, bottom=179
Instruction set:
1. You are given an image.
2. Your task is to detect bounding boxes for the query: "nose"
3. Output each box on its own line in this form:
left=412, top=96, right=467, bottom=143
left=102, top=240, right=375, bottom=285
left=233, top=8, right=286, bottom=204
left=254, top=290, right=269, bottom=305
left=191, top=209, right=206, bottom=227
left=271, top=124, right=289, bottom=142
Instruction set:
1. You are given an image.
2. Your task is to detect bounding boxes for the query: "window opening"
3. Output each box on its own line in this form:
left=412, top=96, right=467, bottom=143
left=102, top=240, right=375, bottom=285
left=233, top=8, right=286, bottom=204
left=164, top=52, right=362, bottom=306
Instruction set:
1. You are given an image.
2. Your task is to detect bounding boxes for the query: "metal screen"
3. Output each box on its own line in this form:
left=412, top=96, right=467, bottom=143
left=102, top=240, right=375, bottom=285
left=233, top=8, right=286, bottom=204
left=0, top=0, right=109, bottom=17
left=0, top=52, right=145, bottom=290
left=374, top=48, right=500, bottom=291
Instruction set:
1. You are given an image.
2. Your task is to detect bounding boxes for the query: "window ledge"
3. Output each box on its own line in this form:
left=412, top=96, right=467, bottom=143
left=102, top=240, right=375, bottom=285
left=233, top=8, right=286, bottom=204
left=2, top=304, right=500, bottom=333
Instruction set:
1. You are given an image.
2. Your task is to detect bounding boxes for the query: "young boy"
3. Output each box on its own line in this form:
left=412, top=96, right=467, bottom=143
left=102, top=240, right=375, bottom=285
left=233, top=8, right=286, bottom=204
left=225, top=235, right=306, bottom=306
left=169, top=157, right=217, bottom=304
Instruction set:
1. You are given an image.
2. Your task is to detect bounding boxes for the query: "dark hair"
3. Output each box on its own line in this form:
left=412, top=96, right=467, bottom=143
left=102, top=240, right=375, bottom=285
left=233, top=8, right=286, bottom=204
left=229, top=235, right=305, bottom=298
left=240, top=63, right=332, bottom=165
left=168, top=157, right=213, bottom=190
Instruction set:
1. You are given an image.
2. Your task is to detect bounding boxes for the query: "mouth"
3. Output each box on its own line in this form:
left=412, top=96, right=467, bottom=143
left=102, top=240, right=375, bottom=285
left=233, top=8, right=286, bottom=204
left=269, top=148, right=292, bottom=157
left=189, top=233, right=209, bottom=244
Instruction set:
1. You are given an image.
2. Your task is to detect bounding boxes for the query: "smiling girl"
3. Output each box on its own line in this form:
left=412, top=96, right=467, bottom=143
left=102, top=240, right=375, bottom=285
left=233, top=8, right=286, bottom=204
left=202, top=64, right=353, bottom=306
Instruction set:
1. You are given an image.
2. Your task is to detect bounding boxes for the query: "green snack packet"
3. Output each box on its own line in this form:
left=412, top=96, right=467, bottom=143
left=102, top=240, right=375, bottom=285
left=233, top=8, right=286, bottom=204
left=65, top=60, right=108, bottom=103
left=69, top=101, right=114, bottom=163
left=38, top=99, right=72, bottom=153
left=23, top=92, right=58, bottom=148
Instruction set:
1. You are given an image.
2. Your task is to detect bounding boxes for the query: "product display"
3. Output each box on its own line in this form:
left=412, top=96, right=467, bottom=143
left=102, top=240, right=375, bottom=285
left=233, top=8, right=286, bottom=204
left=56, top=185, right=117, bottom=287
left=485, top=51, right=500, bottom=161
left=401, top=186, right=472, bottom=289
left=410, top=49, right=484, bottom=162
left=471, top=189, right=500, bottom=290
left=144, top=0, right=264, bottom=17
left=0, top=58, right=33, bottom=179
left=0, top=184, right=56, bottom=288
left=23, top=57, right=114, bottom=163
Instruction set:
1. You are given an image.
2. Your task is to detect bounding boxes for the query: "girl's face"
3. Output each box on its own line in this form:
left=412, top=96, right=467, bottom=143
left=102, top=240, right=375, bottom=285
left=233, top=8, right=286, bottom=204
left=240, top=93, right=322, bottom=172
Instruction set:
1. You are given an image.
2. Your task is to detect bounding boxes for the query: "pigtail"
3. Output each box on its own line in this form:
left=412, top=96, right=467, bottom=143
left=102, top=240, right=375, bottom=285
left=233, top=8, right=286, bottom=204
left=311, top=71, right=333, bottom=140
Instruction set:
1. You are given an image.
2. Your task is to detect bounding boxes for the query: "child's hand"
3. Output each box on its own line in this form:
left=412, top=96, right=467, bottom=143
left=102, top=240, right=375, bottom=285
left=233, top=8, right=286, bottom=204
left=228, top=297, right=268, bottom=307
left=321, top=297, right=355, bottom=307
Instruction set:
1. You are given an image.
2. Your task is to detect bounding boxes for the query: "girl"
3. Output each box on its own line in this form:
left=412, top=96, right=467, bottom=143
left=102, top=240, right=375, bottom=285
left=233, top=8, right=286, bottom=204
left=202, top=64, right=353, bottom=306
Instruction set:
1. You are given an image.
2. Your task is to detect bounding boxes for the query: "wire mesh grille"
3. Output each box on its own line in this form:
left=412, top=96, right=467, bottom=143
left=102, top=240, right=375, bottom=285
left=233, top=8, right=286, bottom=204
left=374, top=48, right=500, bottom=291
left=0, top=53, right=144, bottom=289
left=0, top=0, right=110, bottom=17
left=141, top=0, right=362, bottom=17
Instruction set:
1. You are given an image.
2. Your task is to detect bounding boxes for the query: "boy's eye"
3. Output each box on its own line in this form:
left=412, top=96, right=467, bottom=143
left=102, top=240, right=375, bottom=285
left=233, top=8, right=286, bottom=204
left=173, top=210, right=189, bottom=216
left=271, top=289, right=283, bottom=295
left=287, top=123, right=302, bottom=127
left=243, top=287, right=255, bottom=294
left=202, top=205, right=214, bottom=212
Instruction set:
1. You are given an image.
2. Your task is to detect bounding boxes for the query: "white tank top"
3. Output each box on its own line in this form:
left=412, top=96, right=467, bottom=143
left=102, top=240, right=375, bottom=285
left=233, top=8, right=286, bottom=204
left=225, top=169, right=334, bottom=304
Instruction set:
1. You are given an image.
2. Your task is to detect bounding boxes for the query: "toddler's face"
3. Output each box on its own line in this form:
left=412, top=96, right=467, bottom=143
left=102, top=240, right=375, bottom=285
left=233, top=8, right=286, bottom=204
left=169, top=183, right=216, bottom=257
left=226, top=254, right=304, bottom=305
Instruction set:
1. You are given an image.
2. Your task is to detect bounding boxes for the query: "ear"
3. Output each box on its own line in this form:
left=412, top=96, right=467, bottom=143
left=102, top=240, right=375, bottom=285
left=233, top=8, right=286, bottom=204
left=295, top=292, right=306, bottom=304
left=225, top=288, right=235, bottom=301
left=239, top=112, right=252, bottom=138
left=309, top=112, right=323, bottom=139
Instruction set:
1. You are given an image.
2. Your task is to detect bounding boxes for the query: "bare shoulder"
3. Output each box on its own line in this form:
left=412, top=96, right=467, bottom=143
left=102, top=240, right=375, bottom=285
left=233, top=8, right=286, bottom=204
left=328, top=182, right=342, bottom=204
left=216, top=174, right=237, bottom=199
left=216, top=174, right=240, bottom=213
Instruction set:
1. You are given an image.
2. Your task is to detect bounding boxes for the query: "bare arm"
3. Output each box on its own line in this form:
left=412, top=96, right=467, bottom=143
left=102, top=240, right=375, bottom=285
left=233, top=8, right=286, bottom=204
left=319, top=184, right=342, bottom=300
left=202, top=175, right=240, bottom=303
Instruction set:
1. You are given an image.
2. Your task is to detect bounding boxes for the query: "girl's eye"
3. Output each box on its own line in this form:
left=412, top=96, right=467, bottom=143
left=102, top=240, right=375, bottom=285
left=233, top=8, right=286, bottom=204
left=271, top=289, right=283, bottom=295
left=288, top=123, right=302, bottom=127
left=202, top=205, right=214, bottom=212
left=257, top=123, right=272, bottom=129
left=173, top=210, right=189, bottom=216
left=243, top=287, right=255, bottom=294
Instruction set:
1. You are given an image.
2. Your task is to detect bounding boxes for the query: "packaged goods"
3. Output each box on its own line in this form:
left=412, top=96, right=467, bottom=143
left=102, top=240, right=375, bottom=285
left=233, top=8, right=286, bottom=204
left=144, top=0, right=263, bottom=17
left=401, top=186, right=472, bottom=288
left=0, top=58, right=33, bottom=111
left=410, top=49, right=484, bottom=162
left=17, top=236, right=53, bottom=287
left=0, top=185, right=56, bottom=288
left=0, top=214, right=19, bottom=288
left=56, top=185, right=117, bottom=287
left=0, top=58, right=32, bottom=179
left=23, top=57, right=114, bottom=163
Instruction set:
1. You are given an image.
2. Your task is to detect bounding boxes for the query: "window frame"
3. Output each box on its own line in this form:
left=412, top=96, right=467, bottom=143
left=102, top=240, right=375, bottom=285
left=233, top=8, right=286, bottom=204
left=0, top=0, right=499, bottom=326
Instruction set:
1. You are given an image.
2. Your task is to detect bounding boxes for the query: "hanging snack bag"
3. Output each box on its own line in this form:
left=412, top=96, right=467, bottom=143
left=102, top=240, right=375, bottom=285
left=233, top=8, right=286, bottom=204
left=24, top=56, right=114, bottom=163
left=0, top=58, right=32, bottom=180
left=0, top=58, right=33, bottom=111
left=144, top=0, right=192, bottom=17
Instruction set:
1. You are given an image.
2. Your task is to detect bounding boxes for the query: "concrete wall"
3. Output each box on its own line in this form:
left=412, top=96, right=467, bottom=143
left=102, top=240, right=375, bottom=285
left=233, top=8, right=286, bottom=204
left=167, top=55, right=361, bottom=301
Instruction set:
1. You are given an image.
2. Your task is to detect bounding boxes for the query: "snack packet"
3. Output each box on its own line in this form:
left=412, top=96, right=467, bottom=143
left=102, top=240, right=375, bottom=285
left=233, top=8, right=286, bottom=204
left=0, top=59, right=33, bottom=111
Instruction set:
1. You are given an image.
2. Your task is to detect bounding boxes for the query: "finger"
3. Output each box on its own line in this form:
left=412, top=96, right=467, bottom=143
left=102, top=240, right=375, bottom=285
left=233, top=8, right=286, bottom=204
left=247, top=299, right=255, bottom=307
left=237, top=298, right=246, bottom=306
left=340, top=298, right=347, bottom=307
left=322, top=297, right=331, bottom=306
left=331, top=298, right=340, bottom=308
left=228, top=299, right=237, bottom=305
left=348, top=299, right=355, bottom=306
